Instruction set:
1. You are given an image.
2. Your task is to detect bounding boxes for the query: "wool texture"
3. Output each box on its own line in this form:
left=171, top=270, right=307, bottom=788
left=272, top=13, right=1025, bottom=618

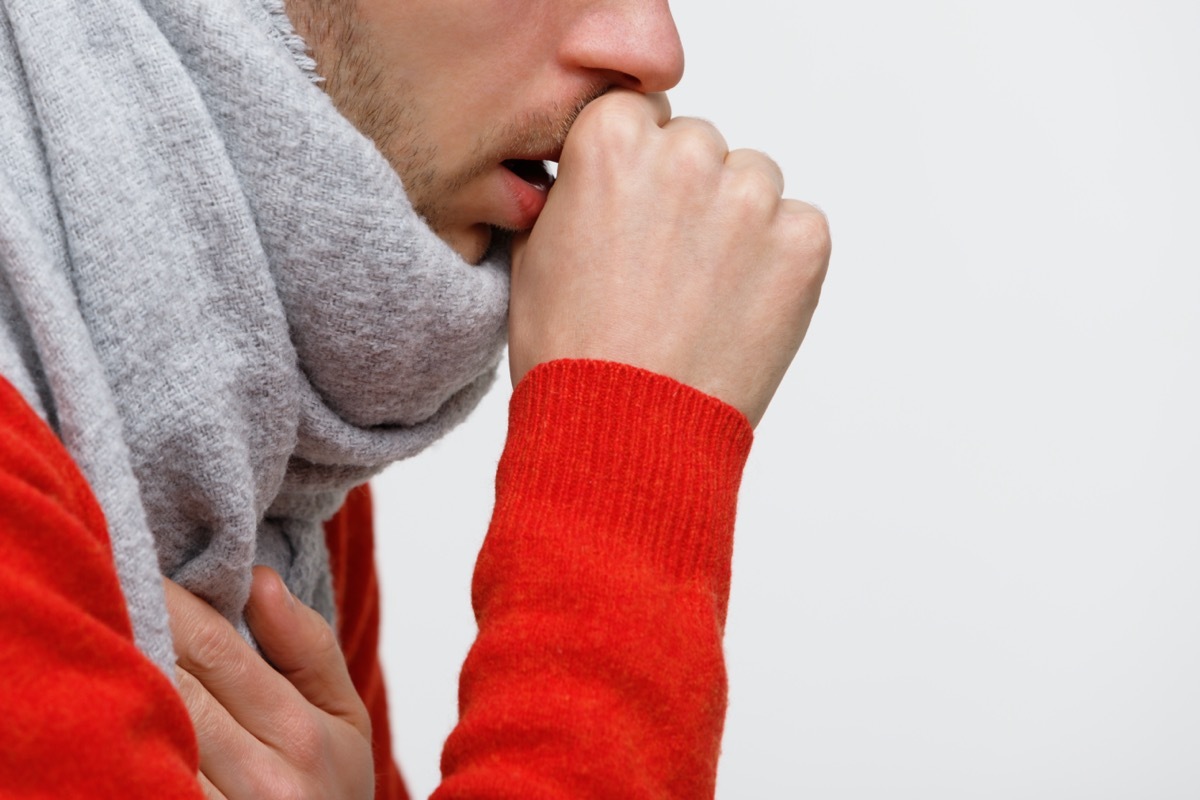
left=0, top=0, right=508, bottom=674
left=0, top=360, right=754, bottom=798
left=438, top=360, right=753, bottom=798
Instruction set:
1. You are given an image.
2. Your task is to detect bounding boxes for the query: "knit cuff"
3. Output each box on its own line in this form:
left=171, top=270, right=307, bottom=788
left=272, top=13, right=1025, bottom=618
left=488, top=359, right=753, bottom=603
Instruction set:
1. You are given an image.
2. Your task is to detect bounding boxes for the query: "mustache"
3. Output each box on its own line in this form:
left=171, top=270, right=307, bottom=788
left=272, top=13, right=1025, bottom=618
left=453, top=84, right=611, bottom=188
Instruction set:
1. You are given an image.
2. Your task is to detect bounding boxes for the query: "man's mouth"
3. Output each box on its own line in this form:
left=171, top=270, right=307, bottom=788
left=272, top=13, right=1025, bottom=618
left=501, top=159, right=554, bottom=192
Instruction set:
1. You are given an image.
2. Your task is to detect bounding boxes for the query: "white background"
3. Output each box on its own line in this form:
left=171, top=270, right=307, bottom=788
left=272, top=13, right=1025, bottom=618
left=375, top=1, right=1200, bottom=797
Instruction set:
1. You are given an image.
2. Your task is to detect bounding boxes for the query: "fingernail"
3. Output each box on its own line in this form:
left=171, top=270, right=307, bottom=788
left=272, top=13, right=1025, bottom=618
left=276, top=572, right=296, bottom=609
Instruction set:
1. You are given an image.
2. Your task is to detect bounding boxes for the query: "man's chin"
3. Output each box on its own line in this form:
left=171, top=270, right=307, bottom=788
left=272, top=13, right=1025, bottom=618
left=438, top=223, right=493, bottom=265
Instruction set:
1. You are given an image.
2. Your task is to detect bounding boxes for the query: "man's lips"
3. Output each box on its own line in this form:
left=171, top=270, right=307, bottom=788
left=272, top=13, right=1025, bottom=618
left=502, top=159, right=554, bottom=192
left=497, top=159, right=556, bottom=230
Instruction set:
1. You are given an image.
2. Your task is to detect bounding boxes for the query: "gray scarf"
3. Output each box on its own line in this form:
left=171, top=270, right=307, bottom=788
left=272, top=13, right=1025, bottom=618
left=0, top=0, right=508, bottom=675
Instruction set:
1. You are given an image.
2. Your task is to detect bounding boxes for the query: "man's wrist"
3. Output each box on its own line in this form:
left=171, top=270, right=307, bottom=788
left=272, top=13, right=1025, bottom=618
left=497, top=358, right=753, bottom=589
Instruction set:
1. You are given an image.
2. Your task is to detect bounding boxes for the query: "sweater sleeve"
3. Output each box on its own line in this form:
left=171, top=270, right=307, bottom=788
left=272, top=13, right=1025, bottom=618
left=325, top=483, right=411, bottom=800
left=0, top=356, right=752, bottom=799
left=0, top=375, right=407, bottom=800
left=0, top=375, right=204, bottom=798
left=434, top=359, right=753, bottom=800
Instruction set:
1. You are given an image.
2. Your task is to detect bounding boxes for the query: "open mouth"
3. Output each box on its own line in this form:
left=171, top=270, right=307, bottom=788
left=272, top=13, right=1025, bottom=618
left=502, top=159, right=554, bottom=192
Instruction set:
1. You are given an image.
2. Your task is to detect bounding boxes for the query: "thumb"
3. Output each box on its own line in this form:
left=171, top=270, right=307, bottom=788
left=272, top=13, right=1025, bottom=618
left=245, top=566, right=370, bottom=736
left=510, top=231, right=530, bottom=275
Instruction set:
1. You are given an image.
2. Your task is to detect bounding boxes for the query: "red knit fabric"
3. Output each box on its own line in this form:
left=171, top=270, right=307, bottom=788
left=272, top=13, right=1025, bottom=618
left=435, top=360, right=752, bottom=799
left=0, top=377, right=203, bottom=799
left=0, top=359, right=751, bottom=799
left=325, top=484, right=410, bottom=800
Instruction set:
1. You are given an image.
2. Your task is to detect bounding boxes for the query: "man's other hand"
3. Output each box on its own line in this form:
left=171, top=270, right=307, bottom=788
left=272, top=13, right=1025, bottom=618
left=165, top=568, right=373, bottom=800
left=509, top=90, right=831, bottom=428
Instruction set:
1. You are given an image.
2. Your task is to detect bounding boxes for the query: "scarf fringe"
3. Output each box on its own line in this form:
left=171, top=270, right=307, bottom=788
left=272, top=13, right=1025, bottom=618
left=260, top=0, right=322, bottom=83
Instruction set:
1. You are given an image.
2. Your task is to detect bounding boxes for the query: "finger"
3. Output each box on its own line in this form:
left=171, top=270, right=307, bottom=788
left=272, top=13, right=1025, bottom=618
left=663, top=116, right=730, bottom=158
left=780, top=198, right=833, bottom=276
left=577, top=88, right=671, bottom=134
left=245, top=567, right=370, bottom=737
left=510, top=231, right=530, bottom=274
left=780, top=197, right=825, bottom=218
left=198, top=771, right=230, bottom=800
left=642, top=91, right=672, bottom=127
left=164, top=577, right=306, bottom=748
left=725, top=148, right=785, bottom=196
left=177, top=665, right=268, bottom=799
left=596, top=88, right=672, bottom=127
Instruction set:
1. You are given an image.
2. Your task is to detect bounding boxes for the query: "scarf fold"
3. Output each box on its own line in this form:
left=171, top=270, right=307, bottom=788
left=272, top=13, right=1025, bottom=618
left=0, top=0, right=508, bottom=673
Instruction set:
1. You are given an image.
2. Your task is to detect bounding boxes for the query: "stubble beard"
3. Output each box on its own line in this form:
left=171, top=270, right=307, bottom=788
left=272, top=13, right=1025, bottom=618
left=286, top=0, right=455, bottom=230
left=286, top=0, right=603, bottom=239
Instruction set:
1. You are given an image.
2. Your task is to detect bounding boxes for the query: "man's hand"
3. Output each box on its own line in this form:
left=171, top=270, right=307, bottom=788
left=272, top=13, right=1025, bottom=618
left=509, top=90, right=830, bottom=428
left=165, top=568, right=373, bottom=800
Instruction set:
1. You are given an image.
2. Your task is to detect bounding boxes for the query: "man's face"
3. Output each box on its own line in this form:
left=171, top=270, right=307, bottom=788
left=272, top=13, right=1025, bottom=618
left=287, top=0, right=685, bottom=263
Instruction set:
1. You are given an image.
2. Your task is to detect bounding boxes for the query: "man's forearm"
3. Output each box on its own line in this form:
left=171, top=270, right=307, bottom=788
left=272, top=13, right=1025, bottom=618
left=436, top=360, right=753, bottom=799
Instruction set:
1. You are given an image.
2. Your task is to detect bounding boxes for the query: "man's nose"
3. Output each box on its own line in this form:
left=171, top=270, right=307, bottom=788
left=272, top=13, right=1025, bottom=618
left=559, top=0, right=685, bottom=94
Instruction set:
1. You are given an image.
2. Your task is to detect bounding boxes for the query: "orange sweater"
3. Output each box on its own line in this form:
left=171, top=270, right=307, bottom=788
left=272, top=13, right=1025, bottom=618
left=0, top=360, right=751, bottom=799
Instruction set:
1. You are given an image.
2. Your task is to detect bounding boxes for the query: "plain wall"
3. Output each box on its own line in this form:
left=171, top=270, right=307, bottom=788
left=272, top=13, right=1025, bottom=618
left=374, top=1, right=1200, bottom=796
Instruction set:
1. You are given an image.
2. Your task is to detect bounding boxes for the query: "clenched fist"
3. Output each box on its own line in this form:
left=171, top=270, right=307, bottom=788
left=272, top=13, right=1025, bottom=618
left=509, top=90, right=830, bottom=427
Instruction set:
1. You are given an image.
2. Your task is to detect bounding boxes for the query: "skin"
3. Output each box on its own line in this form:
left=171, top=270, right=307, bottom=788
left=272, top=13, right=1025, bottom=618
left=167, top=570, right=373, bottom=799
left=173, top=1, right=831, bottom=797
left=283, top=0, right=685, bottom=263
left=508, top=89, right=829, bottom=426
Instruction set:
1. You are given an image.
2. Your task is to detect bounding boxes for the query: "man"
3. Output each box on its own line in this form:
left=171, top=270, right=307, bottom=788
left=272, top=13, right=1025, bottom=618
left=0, top=0, right=828, bottom=797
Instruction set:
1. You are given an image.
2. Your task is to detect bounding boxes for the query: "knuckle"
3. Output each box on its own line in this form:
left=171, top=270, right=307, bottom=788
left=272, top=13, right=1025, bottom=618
left=783, top=205, right=832, bottom=263
left=749, top=147, right=779, bottom=168
left=574, top=112, right=642, bottom=162
left=726, top=169, right=781, bottom=219
left=589, top=88, right=644, bottom=116
left=735, top=147, right=781, bottom=174
left=182, top=616, right=240, bottom=676
left=667, top=128, right=722, bottom=179
left=574, top=94, right=646, bottom=150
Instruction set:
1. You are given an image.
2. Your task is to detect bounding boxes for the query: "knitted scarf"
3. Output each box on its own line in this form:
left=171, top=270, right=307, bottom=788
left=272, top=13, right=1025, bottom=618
left=0, top=0, right=508, bottom=675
